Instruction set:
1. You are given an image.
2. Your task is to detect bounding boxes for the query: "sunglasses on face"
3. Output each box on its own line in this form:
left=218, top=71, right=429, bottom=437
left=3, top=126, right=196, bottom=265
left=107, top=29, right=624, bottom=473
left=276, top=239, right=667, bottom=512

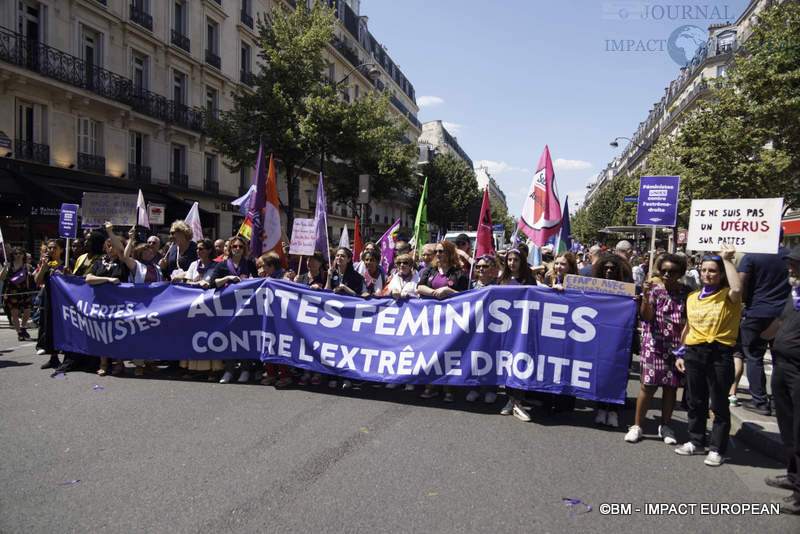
left=435, top=250, right=445, bottom=254
left=230, top=245, right=244, bottom=250
left=660, top=268, right=681, bottom=275
left=603, top=265, right=618, bottom=271
left=475, top=264, right=490, bottom=270
left=396, top=261, right=410, bottom=265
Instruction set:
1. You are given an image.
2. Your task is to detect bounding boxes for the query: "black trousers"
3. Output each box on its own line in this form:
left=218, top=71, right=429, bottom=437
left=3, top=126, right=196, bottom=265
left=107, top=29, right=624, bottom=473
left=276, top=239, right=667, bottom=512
left=772, top=353, right=800, bottom=498
left=685, top=342, right=734, bottom=454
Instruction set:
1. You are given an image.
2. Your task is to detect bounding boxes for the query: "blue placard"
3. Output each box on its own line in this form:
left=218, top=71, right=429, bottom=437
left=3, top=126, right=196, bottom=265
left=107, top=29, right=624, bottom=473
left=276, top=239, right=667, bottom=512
left=58, top=203, right=80, bottom=239
left=49, top=276, right=637, bottom=404
left=623, top=195, right=638, bottom=203
left=636, top=176, right=680, bottom=226
left=492, top=224, right=504, bottom=231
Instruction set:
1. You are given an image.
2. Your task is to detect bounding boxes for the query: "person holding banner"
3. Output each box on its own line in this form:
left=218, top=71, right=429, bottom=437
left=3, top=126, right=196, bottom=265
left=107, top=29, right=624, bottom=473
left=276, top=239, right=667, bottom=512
left=1, top=247, right=35, bottom=341
left=674, top=244, right=742, bottom=467
left=213, top=236, right=258, bottom=383
left=625, top=254, right=690, bottom=445
left=465, top=254, right=499, bottom=404
left=294, top=250, right=327, bottom=290
left=159, top=220, right=197, bottom=280
left=385, top=253, right=420, bottom=299
left=591, top=253, right=633, bottom=428
left=418, top=241, right=469, bottom=402
left=34, top=239, right=66, bottom=369
left=325, top=247, right=365, bottom=389
left=174, top=238, right=217, bottom=288
left=360, top=249, right=387, bottom=297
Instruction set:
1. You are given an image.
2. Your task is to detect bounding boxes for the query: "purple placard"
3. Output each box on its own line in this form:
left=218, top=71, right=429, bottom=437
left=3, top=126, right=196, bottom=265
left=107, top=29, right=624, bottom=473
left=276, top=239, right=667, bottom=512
left=58, top=203, right=79, bottom=239
left=636, top=176, right=680, bottom=226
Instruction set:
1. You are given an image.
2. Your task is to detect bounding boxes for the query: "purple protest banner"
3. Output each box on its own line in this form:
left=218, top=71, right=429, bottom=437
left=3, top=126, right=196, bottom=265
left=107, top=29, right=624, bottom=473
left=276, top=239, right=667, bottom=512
left=636, top=176, right=680, bottom=227
left=58, top=204, right=79, bottom=239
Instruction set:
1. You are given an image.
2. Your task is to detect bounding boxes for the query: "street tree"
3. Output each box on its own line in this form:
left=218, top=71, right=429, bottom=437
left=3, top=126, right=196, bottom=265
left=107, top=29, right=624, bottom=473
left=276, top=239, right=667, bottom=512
left=416, top=153, right=481, bottom=232
left=204, top=2, right=415, bottom=227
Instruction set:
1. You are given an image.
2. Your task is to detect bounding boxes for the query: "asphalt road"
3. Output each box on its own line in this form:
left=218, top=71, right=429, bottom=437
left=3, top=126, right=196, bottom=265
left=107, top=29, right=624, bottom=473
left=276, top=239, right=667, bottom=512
left=0, top=323, right=797, bottom=533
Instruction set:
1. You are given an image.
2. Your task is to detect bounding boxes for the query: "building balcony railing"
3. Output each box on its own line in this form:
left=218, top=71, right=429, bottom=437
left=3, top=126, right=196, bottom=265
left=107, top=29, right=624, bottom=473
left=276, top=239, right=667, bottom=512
left=205, top=178, right=219, bottom=194
left=128, top=163, right=151, bottom=183
left=241, top=9, right=254, bottom=29
left=0, top=27, right=206, bottom=133
left=205, top=49, right=220, bottom=70
left=240, top=70, right=253, bottom=86
left=130, top=4, right=153, bottom=32
left=78, top=153, right=105, bottom=174
left=92, top=0, right=108, bottom=5
left=14, top=139, right=49, bottom=164
left=332, top=38, right=360, bottom=70
left=170, top=172, right=188, bottom=188
left=171, top=29, right=190, bottom=52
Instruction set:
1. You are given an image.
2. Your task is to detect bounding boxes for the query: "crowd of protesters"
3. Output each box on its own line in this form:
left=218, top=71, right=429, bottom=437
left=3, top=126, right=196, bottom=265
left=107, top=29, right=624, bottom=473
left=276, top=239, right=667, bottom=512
left=3, top=223, right=799, bottom=513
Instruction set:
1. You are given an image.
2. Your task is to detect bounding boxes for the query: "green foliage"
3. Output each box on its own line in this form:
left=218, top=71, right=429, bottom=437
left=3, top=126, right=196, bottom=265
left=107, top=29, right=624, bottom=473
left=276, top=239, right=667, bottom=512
left=204, top=2, right=415, bottom=226
left=416, top=153, right=481, bottom=230
left=572, top=174, right=638, bottom=244
left=490, top=199, right=516, bottom=241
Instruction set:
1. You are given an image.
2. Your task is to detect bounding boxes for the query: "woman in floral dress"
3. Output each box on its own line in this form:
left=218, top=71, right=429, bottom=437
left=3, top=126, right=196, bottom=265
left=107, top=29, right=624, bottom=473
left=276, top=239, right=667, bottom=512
left=625, top=253, right=691, bottom=444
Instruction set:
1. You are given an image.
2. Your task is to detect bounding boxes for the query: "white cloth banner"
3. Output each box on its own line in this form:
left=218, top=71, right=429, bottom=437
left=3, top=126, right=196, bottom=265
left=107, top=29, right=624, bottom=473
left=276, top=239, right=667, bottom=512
left=687, top=198, right=784, bottom=254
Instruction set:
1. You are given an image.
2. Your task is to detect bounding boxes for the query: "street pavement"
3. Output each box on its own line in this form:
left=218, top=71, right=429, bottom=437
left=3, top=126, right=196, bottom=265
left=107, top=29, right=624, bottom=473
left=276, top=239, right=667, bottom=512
left=0, top=323, right=797, bottom=533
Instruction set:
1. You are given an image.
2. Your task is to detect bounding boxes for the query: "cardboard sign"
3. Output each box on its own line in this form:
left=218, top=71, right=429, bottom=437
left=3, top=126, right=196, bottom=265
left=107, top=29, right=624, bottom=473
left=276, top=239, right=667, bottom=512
left=148, top=203, right=165, bottom=225
left=58, top=203, right=79, bottom=239
left=289, top=218, right=316, bottom=256
left=687, top=198, right=784, bottom=254
left=564, top=274, right=636, bottom=297
left=636, top=176, right=680, bottom=226
left=81, top=192, right=137, bottom=228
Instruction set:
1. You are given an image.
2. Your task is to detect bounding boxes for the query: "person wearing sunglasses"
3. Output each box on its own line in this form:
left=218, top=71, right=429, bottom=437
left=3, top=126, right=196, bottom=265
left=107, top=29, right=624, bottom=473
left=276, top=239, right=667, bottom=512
left=385, top=253, right=419, bottom=299
left=418, top=240, right=469, bottom=402
left=34, top=239, right=66, bottom=369
left=213, top=236, right=258, bottom=384
left=464, top=254, right=499, bottom=404
left=158, top=220, right=197, bottom=281
left=590, top=253, right=633, bottom=428
left=625, top=253, right=691, bottom=445
left=325, top=247, right=365, bottom=389
left=673, top=244, right=742, bottom=467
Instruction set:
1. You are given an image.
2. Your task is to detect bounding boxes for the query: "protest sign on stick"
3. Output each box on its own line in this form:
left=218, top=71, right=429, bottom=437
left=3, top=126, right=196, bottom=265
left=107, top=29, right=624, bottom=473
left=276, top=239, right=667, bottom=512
left=687, top=198, right=783, bottom=254
left=81, top=193, right=137, bottom=228
left=289, top=218, right=316, bottom=256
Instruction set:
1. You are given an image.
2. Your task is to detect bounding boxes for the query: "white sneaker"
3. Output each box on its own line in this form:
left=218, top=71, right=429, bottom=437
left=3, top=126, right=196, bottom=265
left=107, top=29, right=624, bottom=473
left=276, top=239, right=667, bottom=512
left=36, top=348, right=47, bottom=355
left=606, top=411, right=619, bottom=428
left=465, top=390, right=480, bottom=402
left=484, top=391, right=497, bottom=404
left=704, top=451, right=723, bottom=466
left=675, top=442, right=703, bottom=456
left=513, top=404, right=531, bottom=422
left=624, top=425, right=642, bottom=443
left=404, top=384, right=414, bottom=391
left=219, top=371, right=233, bottom=384
left=237, top=370, right=250, bottom=383
left=659, top=425, right=677, bottom=445
left=500, top=398, right=515, bottom=415
left=342, top=379, right=352, bottom=389
left=594, top=409, right=607, bottom=425
left=385, top=382, right=398, bottom=389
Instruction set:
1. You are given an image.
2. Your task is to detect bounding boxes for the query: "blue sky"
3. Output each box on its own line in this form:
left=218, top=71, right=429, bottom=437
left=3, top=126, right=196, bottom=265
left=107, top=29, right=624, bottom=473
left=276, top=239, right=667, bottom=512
left=361, top=0, right=751, bottom=218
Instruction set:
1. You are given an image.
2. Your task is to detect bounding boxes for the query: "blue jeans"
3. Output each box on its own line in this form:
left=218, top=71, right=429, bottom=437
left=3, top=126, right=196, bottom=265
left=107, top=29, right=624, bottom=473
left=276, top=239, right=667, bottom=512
left=741, top=316, right=776, bottom=406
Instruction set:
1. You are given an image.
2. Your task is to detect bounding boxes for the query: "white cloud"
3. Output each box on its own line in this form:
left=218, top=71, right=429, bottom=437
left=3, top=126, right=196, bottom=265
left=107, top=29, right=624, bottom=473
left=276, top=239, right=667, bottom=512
left=442, top=121, right=463, bottom=136
left=564, top=190, right=587, bottom=213
left=473, top=159, right=530, bottom=175
left=417, top=95, right=444, bottom=107
left=553, top=158, right=592, bottom=171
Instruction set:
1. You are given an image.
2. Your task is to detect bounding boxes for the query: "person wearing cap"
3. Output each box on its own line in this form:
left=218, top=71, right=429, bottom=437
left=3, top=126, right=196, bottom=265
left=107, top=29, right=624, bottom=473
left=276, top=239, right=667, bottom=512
left=453, top=233, right=473, bottom=273
left=737, top=235, right=791, bottom=416
left=765, top=245, right=800, bottom=514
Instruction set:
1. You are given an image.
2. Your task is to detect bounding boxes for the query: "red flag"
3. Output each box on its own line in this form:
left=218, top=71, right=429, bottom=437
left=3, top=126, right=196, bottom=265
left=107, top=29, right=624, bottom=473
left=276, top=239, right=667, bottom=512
left=475, top=186, right=494, bottom=258
left=518, top=145, right=562, bottom=246
left=353, top=216, right=364, bottom=259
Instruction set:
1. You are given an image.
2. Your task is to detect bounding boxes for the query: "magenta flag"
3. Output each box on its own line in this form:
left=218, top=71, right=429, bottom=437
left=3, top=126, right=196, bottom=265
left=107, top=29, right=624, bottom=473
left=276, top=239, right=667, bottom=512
left=378, top=219, right=401, bottom=273
left=475, top=186, right=494, bottom=258
left=313, top=173, right=331, bottom=265
left=518, top=145, right=562, bottom=247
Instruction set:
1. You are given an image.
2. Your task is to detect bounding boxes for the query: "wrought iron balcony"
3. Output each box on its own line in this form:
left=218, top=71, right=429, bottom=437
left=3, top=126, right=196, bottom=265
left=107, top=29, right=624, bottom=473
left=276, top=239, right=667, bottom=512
left=78, top=153, right=106, bottom=174
left=241, top=9, right=254, bottom=29
left=0, top=26, right=206, bottom=133
left=205, top=49, right=221, bottom=70
left=240, top=70, right=253, bottom=86
left=93, top=0, right=108, bottom=5
left=170, top=172, right=188, bottom=188
left=205, top=178, right=219, bottom=194
left=171, top=29, right=190, bottom=52
left=14, top=139, right=49, bottom=164
left=128, top=163, right=151, bottom=183
left=130, top=4, right=153, bottom=32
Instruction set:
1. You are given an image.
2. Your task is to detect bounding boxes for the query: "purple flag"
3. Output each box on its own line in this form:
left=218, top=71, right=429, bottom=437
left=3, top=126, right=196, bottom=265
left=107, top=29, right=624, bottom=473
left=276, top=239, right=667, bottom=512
left=248, top=138, right=266, bottom=258
left=379, top=219, right=401, bottom=273
left=314, top=173, right=331, bottom=265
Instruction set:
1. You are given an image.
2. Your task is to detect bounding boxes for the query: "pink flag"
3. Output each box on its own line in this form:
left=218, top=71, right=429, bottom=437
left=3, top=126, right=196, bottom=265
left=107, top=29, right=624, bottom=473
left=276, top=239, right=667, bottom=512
left=378, top=219, right=401, bottom=273
left=475, top=186, right=494, bottom=258
left=518, top=145, right=562, bottom=247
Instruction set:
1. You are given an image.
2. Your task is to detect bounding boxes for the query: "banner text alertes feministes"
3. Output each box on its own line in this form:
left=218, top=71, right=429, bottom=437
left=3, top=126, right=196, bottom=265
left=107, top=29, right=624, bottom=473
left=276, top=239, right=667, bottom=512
left=50, top=276, right=636, bottom=403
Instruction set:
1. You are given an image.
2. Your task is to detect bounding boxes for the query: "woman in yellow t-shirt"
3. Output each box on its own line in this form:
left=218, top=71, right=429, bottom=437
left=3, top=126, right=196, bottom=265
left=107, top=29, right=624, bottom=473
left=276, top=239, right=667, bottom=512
left=674, top=243, right=742, bottom=467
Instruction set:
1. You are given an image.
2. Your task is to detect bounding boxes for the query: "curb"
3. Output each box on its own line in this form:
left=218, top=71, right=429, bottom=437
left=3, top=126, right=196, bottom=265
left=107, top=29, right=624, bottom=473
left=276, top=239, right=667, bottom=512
left=731, top=406, right=787, bottom=464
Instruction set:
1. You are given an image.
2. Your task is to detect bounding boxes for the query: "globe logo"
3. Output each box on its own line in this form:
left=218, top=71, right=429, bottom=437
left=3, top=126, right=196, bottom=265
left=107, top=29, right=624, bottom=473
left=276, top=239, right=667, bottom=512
left=668, top=25, right=707, bottom=66
left=618, top=8, right=629, bottom=19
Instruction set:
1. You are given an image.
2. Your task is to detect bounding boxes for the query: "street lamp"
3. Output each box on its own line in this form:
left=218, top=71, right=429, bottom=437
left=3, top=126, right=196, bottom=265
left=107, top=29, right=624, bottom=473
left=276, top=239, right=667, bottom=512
left=338, top=61, right=380, bottom=84
left=609, top=136, right=650, bottom=152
